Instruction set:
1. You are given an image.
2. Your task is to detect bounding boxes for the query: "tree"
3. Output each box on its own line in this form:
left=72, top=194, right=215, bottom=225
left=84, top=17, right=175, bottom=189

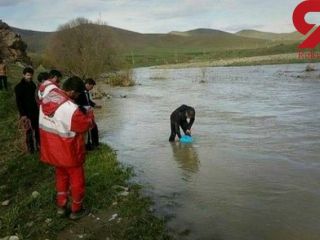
left=46, top=17, right=121, bottom=79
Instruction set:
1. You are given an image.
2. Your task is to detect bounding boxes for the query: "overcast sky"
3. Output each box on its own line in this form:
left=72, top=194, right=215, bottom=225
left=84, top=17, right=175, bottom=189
left=0, top=0, right=310, bottom=33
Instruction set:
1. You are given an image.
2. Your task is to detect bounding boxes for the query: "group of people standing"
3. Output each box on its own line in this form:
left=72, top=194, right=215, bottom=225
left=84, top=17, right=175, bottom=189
left=14, top=68, right=100, bottom=153
left=14, top=67, right=100, bottom=220
left=11, top=65, right=195, bottom=220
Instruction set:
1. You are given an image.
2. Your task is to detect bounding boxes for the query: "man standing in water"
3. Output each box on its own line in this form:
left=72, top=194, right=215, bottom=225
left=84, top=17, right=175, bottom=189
left=169, top=105, right=195, bottom=142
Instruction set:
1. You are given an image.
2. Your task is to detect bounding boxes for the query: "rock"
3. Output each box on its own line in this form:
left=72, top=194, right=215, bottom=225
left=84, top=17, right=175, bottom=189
left=118, top=191, right=129, bottom=197
left=45, top=218, right=52, bottom=224
left=9, top=237, right=19, bottom=240
left=0, top=236, right=19, bottom=240
left=114, top=186, right=130, bottom=197
left=0, top=20, right=31, bottom=64
left=26, top=221, right=34, bottom=227
left=1, top=200, right=10, bottom=206
left=112, top=185, right=128, bottom=190
left=31, top=191, right=40, bottom=199
left=305, top=64, right=316, bottom=72
left=108, top=213, right=118, bottom=222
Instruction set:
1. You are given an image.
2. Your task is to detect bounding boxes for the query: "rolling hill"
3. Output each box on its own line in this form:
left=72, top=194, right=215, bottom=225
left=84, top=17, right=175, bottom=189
left=11, top=25, right=273, bottom=55
left=236, top=29, right=303, bottom=42
left=9, top=24, right=301, bottom=67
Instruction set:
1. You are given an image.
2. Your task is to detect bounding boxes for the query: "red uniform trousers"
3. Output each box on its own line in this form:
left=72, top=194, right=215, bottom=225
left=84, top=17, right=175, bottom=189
left=55, top=165, right=85, bottom=213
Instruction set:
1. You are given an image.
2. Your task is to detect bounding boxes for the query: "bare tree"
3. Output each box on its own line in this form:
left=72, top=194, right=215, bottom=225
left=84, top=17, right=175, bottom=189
left=46, top=17, right=121, bottom=79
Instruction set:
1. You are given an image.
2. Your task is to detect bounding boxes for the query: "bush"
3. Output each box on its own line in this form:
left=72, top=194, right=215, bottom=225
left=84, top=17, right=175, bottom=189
left=104, top=69, right=135, bottom=87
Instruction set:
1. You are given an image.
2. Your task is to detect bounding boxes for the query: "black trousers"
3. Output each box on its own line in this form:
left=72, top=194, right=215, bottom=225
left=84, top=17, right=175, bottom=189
left=86, top=121, right=99, bottom=150
left=26, top=116, right=40, bottom=153
left=0, top=76, right=8, bottom=90
left=169, top=120, right=189, bottom=142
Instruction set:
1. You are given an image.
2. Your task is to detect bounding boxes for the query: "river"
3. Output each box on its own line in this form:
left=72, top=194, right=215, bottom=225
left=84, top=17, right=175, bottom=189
left=96, top=63, right=320, bottom=240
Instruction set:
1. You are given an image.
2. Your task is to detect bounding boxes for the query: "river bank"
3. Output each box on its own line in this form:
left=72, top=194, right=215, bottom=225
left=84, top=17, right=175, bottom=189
left=0, top=64, right=171, bottom=240
left=156, top=53, right=320, bottom=69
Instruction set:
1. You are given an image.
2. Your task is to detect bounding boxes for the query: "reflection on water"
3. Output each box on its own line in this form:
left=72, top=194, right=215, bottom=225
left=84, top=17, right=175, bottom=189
left=170, top=142, right=200, bottom=178
left=97, top=63, right=320, bottom=240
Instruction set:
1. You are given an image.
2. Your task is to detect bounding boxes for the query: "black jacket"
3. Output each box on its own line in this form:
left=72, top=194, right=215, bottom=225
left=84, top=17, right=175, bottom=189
left=170, top=105, right=195, bottom=130
left=76, top=90, right=96, bottom=108
left=14, top=78, right=39, bottom=119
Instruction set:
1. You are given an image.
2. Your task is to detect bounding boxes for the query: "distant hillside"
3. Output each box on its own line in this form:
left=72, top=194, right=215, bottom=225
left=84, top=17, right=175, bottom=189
left=11, top=25, right=271, bottom=55
left=8, top=24, right=303, bottom=67
left=236, top=29, right=303, bottom=42
left=11, top=27, right=54, bottom=53
left=170, top=28, right=235, bottom=37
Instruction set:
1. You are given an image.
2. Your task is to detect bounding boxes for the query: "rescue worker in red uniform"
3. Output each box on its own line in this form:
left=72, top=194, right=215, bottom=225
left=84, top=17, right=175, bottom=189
left=38, top=69, right=62, bottom=104
left=39, top=76, right=93, bottom=220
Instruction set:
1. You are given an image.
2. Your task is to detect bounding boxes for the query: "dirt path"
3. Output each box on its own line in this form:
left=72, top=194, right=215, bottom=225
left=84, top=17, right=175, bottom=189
left=57, top=208, right=123, bottom=240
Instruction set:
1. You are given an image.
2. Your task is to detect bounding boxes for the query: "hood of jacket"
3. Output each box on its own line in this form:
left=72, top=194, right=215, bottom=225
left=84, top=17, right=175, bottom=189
left=41, top=88, right=69, bottom=117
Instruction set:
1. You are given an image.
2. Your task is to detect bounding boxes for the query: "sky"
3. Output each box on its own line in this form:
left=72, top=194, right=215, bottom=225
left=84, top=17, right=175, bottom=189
left=0, top=0, right=312, bottom=33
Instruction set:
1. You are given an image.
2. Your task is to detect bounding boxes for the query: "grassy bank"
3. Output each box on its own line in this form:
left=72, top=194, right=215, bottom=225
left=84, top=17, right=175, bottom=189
left=125, top=43, right=303, bottom=68
left=0, top=64, right=171, bottom=240
left=30, top=42, right=320, bottom=70
left=157, top=53, right=320, bottom=69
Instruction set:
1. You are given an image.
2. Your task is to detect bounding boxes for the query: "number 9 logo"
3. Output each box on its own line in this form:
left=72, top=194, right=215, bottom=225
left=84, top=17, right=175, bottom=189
left=293, top=0, right=320, bottom=48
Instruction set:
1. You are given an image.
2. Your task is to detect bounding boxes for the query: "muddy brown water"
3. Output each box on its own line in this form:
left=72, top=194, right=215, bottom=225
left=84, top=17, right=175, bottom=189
left=95, top=63, right=320, bottom=240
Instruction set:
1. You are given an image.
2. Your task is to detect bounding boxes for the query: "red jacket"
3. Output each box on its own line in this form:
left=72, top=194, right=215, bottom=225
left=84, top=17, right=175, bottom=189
left=38, top=79, right=59, bottom=104
left=39, top=88, right=93, bottom=167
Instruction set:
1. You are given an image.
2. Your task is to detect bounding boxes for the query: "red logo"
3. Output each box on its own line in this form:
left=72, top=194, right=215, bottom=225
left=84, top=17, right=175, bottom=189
left=293, top=0, right=320, bottom=48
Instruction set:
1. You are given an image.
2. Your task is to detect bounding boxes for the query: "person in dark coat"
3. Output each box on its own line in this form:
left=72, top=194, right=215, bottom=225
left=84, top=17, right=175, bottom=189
left=14, top=67, right=39, bottom=153
left=0, top=58, right=8, bottom=90
left=75, top=78, right=101, bottom=150
left=169, top=105, right=195, bottom=142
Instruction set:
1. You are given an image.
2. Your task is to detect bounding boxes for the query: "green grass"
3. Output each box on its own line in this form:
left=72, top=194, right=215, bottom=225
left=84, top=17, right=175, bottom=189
left=0, top=64, right=171, bottom=240
left=122, top=43, right=304, bottom=68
